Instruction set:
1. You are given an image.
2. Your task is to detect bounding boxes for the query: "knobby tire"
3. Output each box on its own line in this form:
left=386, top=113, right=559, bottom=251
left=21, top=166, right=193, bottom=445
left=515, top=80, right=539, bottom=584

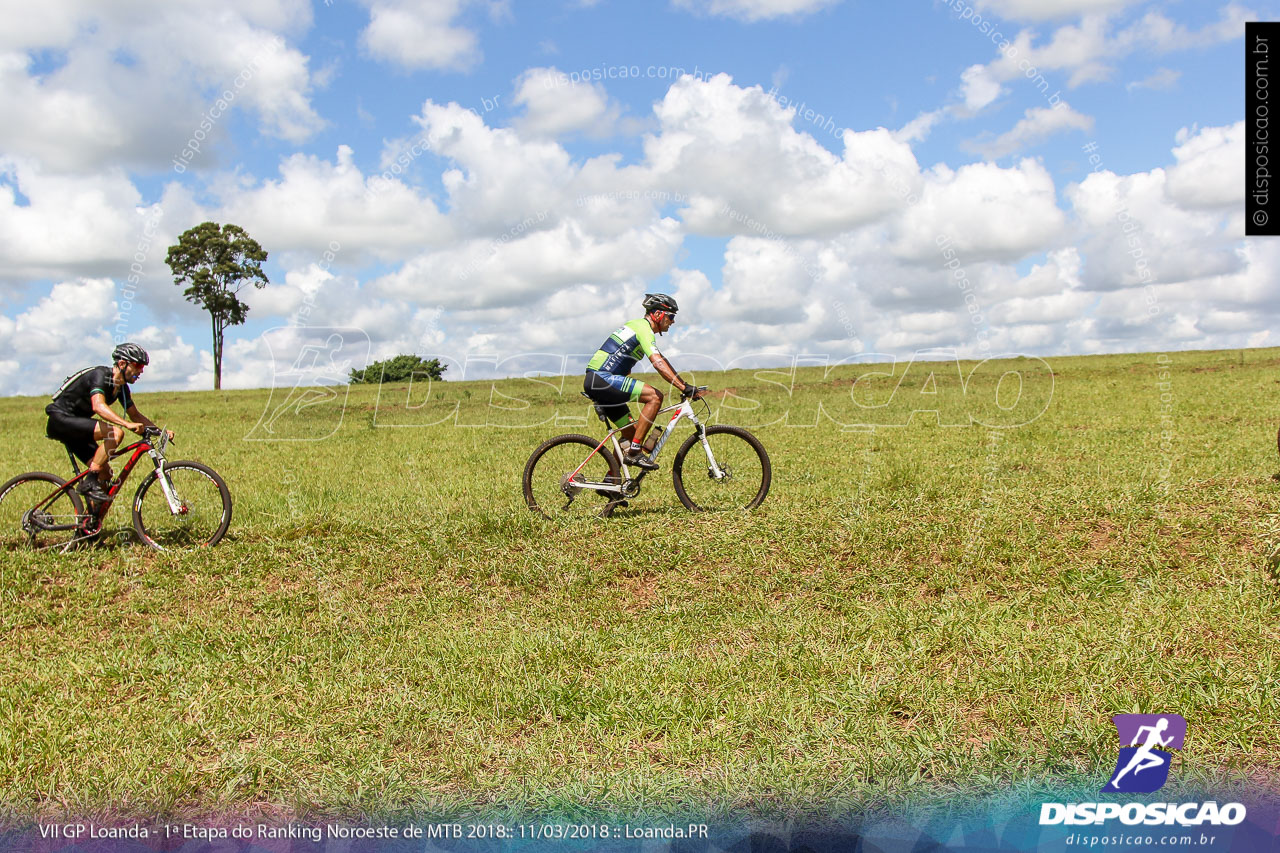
left=132, top=461, right=233, bottom=549
left=671, top=425, right=771, bottom=512
left=523, top=434, right=623, bottom=519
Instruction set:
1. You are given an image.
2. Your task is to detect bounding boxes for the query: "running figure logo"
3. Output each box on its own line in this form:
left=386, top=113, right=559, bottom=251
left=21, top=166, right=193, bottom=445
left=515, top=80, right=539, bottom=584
left=1103, top=714, right=1186, bottom=793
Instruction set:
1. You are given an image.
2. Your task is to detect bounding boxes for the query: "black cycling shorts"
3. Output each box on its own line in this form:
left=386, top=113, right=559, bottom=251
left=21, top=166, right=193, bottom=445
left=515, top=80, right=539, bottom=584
left=583, top=370, right=636, bottom=428
left=45, top=406, right=100, bottom=464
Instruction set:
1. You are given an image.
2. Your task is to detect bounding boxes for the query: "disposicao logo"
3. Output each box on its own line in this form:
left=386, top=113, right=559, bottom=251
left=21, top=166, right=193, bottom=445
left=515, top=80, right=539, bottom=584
left=1103, top=713, right=1185, bottom=793
left=1038, top=714, right=1247, bottom=828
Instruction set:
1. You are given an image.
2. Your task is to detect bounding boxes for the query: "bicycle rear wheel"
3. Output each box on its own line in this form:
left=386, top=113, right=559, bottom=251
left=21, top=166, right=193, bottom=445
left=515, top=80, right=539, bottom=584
left=0, top=472, right=86, bottom=550
left=523, top=434, right=623, bottom=519
left=132, top=462, right=233, bottom=549
left=672, top=425, right=771, bottom=512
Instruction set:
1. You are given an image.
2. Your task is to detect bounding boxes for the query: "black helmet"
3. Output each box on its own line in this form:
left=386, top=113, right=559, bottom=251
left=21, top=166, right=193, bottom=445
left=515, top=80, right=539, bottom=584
left=112, top=342, right=150, bottom=365
left=642, top=293, right=678, bottom=314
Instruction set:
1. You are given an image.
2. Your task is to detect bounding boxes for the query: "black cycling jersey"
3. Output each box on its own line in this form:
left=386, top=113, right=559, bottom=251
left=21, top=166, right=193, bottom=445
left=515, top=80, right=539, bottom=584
left=47, top=366, right=133, bottom=419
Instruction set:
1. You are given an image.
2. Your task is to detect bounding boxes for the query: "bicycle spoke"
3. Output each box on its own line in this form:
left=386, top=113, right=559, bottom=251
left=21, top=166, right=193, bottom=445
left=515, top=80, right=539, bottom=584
left=524, top=435, right=622, bottom=519
left=0, top=474, right=87, bottom=550
left=133, top=463, right=232, bottom=549
left=673, top=426, right=771, bottom=512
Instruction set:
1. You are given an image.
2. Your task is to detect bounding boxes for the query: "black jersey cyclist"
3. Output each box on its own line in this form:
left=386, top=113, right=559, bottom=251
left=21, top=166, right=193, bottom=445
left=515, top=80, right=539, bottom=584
left=45, top=342, right=172, bottom=503
left=584, top=293, right=703, bottom=470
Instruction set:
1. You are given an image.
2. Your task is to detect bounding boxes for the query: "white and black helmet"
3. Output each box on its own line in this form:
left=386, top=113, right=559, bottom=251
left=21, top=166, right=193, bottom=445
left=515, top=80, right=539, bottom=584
left=642, top=293, right=679, bottom=314
left=112, top=342, right=150, bottom=365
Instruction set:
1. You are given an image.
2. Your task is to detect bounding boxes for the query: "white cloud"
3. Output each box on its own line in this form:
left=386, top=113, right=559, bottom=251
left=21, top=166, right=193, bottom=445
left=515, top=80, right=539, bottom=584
left=987, top=15, right=1119, bottom=91
left=371, top=218, right=683, bottom=310
left=1195, top=309, right=1259, bottom=334
left=966, top=103, right=1094, bottom=158
left=971, top=0, right=1140, bottom=22
left=959, top=6, right=1248, bottom=113
left=120, top=331, right=205, bottom=392
left=0, top=278, right=204, bottom=395
left=181, top=29, right=323, bottom=143
left=893, top=159, right=1066, bottom=263
left=1126, top=67, right=1181, bottom=92
left=0, top=2, right=322, bottom=172
left=894, top=108, right=950, bottom=144
left=414, top=100, right=584, bottom=231
left=960, top=64, right=1005, bottom=112
left=1068, top=160, right=1241, bottom=292
left=1172, top=241, right=1280, bottom=314
left=1123, top=4, right=1253, bottom=53
left=990, top=283, right=1092, bottom=326
left=0, top=160, right=142, bottom=280
left=358, top=0, right=480, bottom=71
left=217, top=145, right=453, bottom=259
left=646, top=74, right=921, bottom=237
left=671, top=0, right=841, bottom=22
left=0, top=0, right=313, bottom=52
left=512, top=67, right=619, bottom=138
left=2, top=279, right=115, bottom=360
left=1164, top=121, right=1244, bottom=209
left=301, top=76, right=1261, bottom=368
left=242, top=263, right=337, bottom=320
left=704, top=237, right=818, bottom=324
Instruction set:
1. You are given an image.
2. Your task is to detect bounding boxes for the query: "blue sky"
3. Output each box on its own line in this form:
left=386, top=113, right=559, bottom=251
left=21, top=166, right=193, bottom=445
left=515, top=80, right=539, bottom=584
left=0, top=0, right=1268, bottom=393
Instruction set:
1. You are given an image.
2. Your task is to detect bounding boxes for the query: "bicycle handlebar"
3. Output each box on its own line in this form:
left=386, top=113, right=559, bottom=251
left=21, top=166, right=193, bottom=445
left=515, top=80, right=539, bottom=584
left=142, top=425, right=174, bottom=448
left=681, top=385, right=709, bottom=399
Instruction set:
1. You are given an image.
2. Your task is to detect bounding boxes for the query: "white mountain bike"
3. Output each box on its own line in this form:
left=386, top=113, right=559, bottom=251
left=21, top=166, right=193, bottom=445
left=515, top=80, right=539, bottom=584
left=522, top=385, right=771, bottom=518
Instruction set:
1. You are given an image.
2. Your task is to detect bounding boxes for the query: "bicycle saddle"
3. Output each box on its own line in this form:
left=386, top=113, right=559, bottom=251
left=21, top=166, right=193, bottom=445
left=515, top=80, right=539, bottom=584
left=580, top=392, right=612, bottom=422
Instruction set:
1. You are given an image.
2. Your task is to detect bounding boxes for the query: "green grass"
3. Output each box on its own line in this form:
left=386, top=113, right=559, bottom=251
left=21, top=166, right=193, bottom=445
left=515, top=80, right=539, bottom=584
left=0, top=347, right=1277, bottom=822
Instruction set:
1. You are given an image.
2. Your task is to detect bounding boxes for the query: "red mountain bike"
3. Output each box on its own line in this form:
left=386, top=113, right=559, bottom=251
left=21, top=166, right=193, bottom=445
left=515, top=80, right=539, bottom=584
left=0, top=426, right=232, bottom=551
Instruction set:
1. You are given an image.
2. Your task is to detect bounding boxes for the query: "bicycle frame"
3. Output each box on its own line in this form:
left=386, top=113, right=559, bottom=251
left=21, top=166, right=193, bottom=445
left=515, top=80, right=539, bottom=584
left=570, top=394, right=727, bottom=495
left=30, top=430, right=179, bottom=540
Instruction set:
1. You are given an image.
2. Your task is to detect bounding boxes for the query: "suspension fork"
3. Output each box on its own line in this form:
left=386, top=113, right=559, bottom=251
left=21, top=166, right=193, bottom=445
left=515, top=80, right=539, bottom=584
left=696, top=424, right=726, bottom=479
left=148, top=449, right=183, bottom=513
left=682, top=404, right=726, bottom=479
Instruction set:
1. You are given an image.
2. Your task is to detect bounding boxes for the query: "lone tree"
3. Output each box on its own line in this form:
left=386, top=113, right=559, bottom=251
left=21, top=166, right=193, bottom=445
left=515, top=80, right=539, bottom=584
left=166, top=221, right=269, bottom=390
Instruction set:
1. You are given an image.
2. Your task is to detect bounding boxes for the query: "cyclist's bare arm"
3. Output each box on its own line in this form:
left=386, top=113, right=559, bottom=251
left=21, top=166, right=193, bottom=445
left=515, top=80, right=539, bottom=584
left=91, top=393, right=143, bottom=433
left=126, top=404, right=173, bottom=440
left=649, top=353, right=701, bottom=397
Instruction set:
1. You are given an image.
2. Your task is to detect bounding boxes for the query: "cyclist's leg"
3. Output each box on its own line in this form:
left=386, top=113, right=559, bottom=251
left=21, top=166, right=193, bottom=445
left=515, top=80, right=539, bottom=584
left=632, top=383, right=664, bottom=447
left=46, top=413, right=100, bottom=472
left=584, top=370, right=639, bottom=443
left=617, top=416, right=638, bottom=445
left=89, top=421, right=125, bottom=481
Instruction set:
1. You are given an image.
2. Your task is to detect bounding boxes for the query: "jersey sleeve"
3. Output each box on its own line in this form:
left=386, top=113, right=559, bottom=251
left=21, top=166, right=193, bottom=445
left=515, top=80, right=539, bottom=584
left=87, top=367, right=111, bottom=401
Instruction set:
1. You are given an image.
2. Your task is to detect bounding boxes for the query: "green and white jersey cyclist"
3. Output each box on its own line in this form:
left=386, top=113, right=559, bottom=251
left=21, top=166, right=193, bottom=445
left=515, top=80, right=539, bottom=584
left=583, top=293, right=703, bottom=470
left=45, top=342, right=172, bottom=503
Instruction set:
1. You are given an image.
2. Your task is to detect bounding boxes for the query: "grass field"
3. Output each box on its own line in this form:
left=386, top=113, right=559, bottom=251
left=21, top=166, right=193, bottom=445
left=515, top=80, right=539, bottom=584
left=1, top=347, right=1277, bottom=823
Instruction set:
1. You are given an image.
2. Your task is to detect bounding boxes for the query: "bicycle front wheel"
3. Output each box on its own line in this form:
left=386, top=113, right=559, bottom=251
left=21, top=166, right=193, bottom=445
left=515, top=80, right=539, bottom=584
left=0, top=472, right=86, bottom=550
left=132, top=462, right=233, bottom=549
left=523, top=434, right=622, bottom=519
left=672, top=425, right=772, bottom=512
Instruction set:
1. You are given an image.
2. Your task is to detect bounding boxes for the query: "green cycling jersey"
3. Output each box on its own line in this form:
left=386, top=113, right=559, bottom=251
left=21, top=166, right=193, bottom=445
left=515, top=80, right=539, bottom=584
left=586, top=318, right=661, bottom=376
